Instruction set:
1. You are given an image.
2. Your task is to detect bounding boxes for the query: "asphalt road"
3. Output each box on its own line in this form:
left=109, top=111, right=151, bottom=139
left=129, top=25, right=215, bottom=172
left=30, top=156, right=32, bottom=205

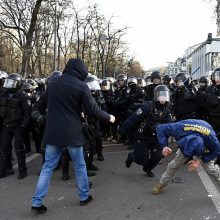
left=0, top=141, right=220, bottom=220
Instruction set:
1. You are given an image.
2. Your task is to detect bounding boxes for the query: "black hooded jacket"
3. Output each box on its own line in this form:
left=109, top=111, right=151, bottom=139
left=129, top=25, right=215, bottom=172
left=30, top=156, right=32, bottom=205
left=43, top=58, right=110, bottom=146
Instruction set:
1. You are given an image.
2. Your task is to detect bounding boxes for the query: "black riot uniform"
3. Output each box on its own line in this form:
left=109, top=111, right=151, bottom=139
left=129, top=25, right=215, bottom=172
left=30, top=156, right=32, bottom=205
left=0, top=73, right=31, bottom=179
left=127, top=76, right=145, bottom=115
left=112, top=74, right=129, bottom=142
left=205, top=68, right=220, bottom=165
left=172, top=72, right=199, bottom=121
left=145, top=71, right=161, bottom=101
left=162, top=74, right=175, bottom=93
left=101, top=79, right=114, bottom=140
left=196, top=76, right=209, bottom=120
left=119, top=85, right=172, bottom=177
left=85, top=75, right=106, bottom=164
left=206, top=69, right=220, bottom=132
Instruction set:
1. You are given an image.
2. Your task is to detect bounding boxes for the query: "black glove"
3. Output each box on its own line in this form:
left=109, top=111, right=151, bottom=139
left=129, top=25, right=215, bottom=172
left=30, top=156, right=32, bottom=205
left=37, top=115, right=45, bottom=125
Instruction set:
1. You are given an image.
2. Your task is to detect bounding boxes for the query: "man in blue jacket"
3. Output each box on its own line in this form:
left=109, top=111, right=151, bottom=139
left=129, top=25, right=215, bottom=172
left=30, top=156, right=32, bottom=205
left=31, top=59, right=115, bottom=213
left=152, top=119, right=220, bottom=195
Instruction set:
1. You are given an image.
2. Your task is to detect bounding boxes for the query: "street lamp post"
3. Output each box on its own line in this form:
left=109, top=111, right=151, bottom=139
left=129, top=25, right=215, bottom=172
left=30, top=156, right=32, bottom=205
left=100, top=34, right=107, bottom=79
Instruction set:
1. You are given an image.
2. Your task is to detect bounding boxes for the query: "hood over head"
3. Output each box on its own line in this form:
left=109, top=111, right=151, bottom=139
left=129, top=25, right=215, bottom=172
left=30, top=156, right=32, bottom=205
left=178, top=135, right=204, bottom=158
left=62, top=58, right=88, bottom=81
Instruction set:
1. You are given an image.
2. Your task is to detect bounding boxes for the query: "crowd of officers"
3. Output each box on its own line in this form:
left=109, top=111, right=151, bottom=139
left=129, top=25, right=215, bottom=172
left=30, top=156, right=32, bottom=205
left=1, top=67, right=220, bottom=182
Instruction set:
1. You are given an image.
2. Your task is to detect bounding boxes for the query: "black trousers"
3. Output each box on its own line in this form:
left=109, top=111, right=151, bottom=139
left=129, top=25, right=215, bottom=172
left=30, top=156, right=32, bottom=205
left=0, top=126, right=26, bottom=174
left=130, top=137, right=162, bottom=171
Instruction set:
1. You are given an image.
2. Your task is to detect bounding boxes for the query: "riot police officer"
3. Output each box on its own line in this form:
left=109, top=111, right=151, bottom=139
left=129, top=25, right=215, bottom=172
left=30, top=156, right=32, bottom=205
left=206, top=68, right=220, bottom=132
left=172, top=72, right=198, bottom=121
left=119, top=85, right=172, bottom=177
left=85, top=75, right=106, bottom=166
left=127, top=76, right=145, bottom=114
left=113, top=74, right=129, bottom=142
left=101, top=79, right=114, bottom=140
left=145, top=71, right=161, bottom=101
left=0, top=73, right=31, bottom=179
left=162, top=74, right=175, bottom=93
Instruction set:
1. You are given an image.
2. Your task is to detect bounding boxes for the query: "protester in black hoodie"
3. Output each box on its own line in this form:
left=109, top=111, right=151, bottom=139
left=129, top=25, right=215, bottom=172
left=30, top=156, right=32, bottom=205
left=31, top=59, right=115, bottom=213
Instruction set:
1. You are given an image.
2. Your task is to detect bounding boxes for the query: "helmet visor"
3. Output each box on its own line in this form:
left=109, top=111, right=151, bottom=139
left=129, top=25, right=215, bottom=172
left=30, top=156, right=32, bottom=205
left=87, top=80, right=101, bottom=90
left=154, top=91, right=170, bottom=102
left=101, top=85, right=110, bottom=91
left=3, top=79, right=19, bottom=89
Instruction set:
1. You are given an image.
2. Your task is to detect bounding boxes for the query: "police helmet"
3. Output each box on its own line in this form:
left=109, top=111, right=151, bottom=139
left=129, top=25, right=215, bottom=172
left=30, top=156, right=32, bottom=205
left=101, top=79, right=111, bottom=91
left=26, top=79, right=38, bottom=89
left=3, top=73, right=23, bottom=89
left=150, top=71, right=161, bottom=82
left=199, top=76, right=208, bottom=84
left=174, top=72, right=187, bottom=83
left=154, top=85, right=170, bottom=102
left=163, top=74, right=172, bottom=83
left=137, top=78, right=146, bottom=87
left=22, top=83, right=33, bottom=93
left=116, top=74, right=127, bottom=81
left=47, top=71, right=62, bottom=84
left=127, top=76, right=137, bottom=87
left=85, top=75, right=101, bottom=90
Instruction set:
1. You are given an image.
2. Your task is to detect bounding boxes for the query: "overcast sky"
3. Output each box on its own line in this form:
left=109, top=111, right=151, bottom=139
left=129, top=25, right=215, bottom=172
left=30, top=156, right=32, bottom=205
left=76, top=0, right=217, bottom=70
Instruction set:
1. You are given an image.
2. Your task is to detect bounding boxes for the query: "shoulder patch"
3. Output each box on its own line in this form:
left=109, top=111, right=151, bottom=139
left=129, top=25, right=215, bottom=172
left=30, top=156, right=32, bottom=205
left=136, top=108, right=143, bottom=115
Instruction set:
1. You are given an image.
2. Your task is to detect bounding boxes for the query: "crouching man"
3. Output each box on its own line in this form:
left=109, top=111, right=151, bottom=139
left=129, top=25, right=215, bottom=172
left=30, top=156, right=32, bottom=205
left=152, top=119, right=220, bottom=195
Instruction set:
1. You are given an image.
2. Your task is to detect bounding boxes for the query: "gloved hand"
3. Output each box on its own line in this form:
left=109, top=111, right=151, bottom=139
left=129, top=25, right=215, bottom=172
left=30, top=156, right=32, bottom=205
left=109, top=115, right=115, bottom=123
left=37, top=115, right=45, bottom=125
left=188, top=159, right=201, bottom=172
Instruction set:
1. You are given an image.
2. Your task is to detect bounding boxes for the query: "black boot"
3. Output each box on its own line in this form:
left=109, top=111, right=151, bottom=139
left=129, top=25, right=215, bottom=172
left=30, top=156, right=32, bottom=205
left=87, top=163, right=99, bottom=171
left=17, top=170, right=27, bottom=179
left=87, top=170, right=96, bottom=177
left=5, top=168, right=14, bottom=176
left=125, top=153, right=133, bottom=168
left=0, top=151, right=6, bottom=178
left=97, top=153, right=104, bottom=161
left=16, top=149, right=27, bottom=179
left=143, top=167, right=154, bottom=177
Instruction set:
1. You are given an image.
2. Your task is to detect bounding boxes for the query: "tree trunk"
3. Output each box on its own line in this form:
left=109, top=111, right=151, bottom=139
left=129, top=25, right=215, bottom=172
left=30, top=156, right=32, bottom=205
left=21, top=0, right=43, bottom=77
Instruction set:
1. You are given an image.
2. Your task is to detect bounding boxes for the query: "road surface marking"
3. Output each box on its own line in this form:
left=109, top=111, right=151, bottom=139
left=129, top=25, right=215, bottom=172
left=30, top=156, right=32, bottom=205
left=197, top=166, right=220, bottom=214
left=13, top=153, right=40, bottom=169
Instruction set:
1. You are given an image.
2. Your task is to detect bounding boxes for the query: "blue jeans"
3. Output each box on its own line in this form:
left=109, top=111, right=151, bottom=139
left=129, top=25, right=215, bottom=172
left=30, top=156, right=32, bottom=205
left=32, top=145, right=89, bottom=207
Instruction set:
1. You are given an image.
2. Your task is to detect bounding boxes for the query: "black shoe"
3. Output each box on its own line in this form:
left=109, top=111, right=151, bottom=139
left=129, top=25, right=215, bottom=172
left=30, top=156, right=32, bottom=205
left=87, top=164, right=99, bottom=171
left=62, top=173, right=70, bottom=181
left=97, top=153, right=104, bottom=161
left=5, top=168, right=14, bottom=176
left=17, top=171, right=27, bottom=179
left=143, top=168, right=154, bottom=177
left=87, top=170, right=96, bottom=177
left=125, top=153, right=133, bottom=168
left=31, top=205, right=47, bottom=214
left=80, top=195, right=93, bottom=206
left=89, top=181, right=93, bottom=189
